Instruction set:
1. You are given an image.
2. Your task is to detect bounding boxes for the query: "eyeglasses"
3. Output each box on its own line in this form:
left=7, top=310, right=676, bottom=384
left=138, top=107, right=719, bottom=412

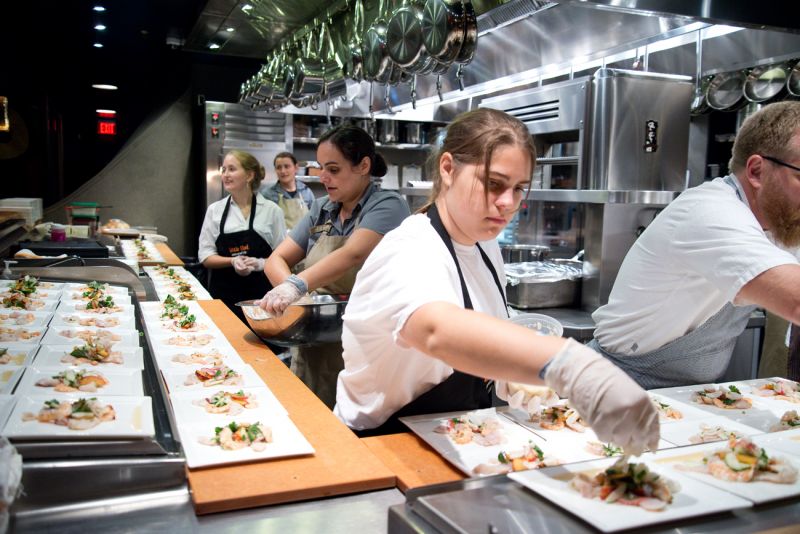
left=761, top=155, right=800, bottom=173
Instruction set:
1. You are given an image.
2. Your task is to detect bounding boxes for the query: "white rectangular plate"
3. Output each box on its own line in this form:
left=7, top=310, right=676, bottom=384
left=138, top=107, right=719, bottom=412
left=0, top=325, right=47, bottom=344
left=658, top=415, right=765, bottom=447
left=2, top=395, right=154, bottom=440
left=0, top=395, right=15, bottom=429
left=61, top=292, right=132, bottom=304
left=169, top=385, right=287, bottom=422
left=42, top=327, right=141, bottom=348
left=649, top=393, right=711, bottom=424
left=0, top=281, right=64, bottom=291
left=151, top=345, right=246, bottom=370
left=178, top=413, right=314, bottom=469
left=508, top=457, right=752, bottom=532
left=0, top=366, right=25, bottom=394
left=148, top=331, right=230, bottom=355
left=161, top=363, right=265, bottom=393
left=63, top=283, right=130, bottom=296
left=57, top=300, right=135, bottom=316
left=142, top=315, right=221, bottom=338
left=16, top=367, right=143, bottom=396
left=33, top=345, right=144, bottom=370
left=2, top=299, right=59, bottom=312
left=648, top=441, right=800, bottom=504
left=0, top=310, right=53, bottom=327
left=0, top=343, right=39, bottom=366
left=1, top=290, right=61, bottom=301
left=50, top=312, right=135, bottom=330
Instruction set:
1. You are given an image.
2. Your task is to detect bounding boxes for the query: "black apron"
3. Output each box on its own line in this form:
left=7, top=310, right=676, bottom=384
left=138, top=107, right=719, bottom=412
left=209, top=195, right=273, bottom=321
left=357, top=204, right=508, bottom=436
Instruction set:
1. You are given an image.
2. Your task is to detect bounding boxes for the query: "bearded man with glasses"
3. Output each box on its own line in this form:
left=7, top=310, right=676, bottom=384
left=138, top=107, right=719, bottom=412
left=586, top=101, right=800, bottom=388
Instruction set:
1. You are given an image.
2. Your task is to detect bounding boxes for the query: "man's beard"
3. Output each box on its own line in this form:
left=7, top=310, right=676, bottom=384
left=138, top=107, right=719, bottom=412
left=760, top=176, right=800, bottom=248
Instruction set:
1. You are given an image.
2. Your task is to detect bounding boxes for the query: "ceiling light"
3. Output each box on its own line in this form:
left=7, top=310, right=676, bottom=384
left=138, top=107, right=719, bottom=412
left=93, top=6, right=106, bottom=12
left=208, top=43, right=220, bottom=50
left=241, top=4, right=253, bottom=12
left=226, top=27, right=235, bottom=32
left=96, top=109, right=117, bottom=115
left=92, top=84, right=118, bottom=90
left=93, top=43, right=103, bottom=48
left=95, top=24, right=106, bottom=31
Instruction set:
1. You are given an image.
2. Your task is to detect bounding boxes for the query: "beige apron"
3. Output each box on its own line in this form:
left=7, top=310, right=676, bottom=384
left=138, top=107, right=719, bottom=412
left=290, top=218, right=363, bottom=408
left=277, top=194, right=309, bottom=230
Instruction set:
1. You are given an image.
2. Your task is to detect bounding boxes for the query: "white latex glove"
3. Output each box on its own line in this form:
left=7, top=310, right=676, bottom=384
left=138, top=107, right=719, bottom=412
left=244, top=257, right=265, bottom=272
left=543, top=339, right=660, bottom=456
left=231, top=255, right=253, bottom=277
left=258, top=280, right=303, bottom=316
left=496, top=381, right=560, bottom=414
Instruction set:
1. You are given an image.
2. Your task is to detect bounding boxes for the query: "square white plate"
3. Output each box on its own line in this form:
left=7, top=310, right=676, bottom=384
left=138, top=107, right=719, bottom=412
left=0, top=310, right=53, bottom=327
left=142, top=314, right=221, bottom=338
left=508, top=457, right=752, bottom=532
left=63, top=282, right=130, bottom=296
left=42, top=327, right=141, bottom=348
left=161, top=363, right=265, bottom=394
left=2, top=394, right=155, bottom=440
left=151, top=345, right=246, bottom=370
left=50, top=312, right=136, bottom=330
left=178, top=413, right=314, bottom=469
left=0, top=395, right=16, bottom=429
left=33, top=345, right=144, bottom=370
left=169, top=386, right=287, bottom=422
left=0, top=343, right=39, bottom=366
left=57, top=300, right=135, bottom=316
left=0, top=325, right=47, bottom=344
left=649, top=393, right=711, bottom=424
left=62, top=292, right=131, bottom=304
left=2, top=299, right=59, bottom=312
left=0, top=281, right=64, bottom=291
left=1, top=290, right=61, bottom=301
left=755, top=428, right=800, bottom=456
left=148, top=331, right=229, bottom=353
left=658, top=415, right=764, bottom=447
left=648, top=440, right=800, bottom=504
left=16, top=366, right=143, bottom=396
left=0, top=366, right=25, bottom=394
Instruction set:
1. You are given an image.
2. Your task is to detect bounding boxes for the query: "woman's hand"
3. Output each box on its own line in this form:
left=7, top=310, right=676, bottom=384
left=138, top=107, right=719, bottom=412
left=258, top=278, right=304, bottom=316
left=543, top=339, right=660, bottom=456
left=244, top=257, right=265, bottom=272
left=231, top=255, right=253, bottom=277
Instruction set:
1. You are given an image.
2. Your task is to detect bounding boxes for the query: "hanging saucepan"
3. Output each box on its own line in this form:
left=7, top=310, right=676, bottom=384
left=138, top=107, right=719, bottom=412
left=690, top=75, right=713, bottom=116
left=323, top=19, right=348, bottom=100
left=706, top=70, right=748, bottom=111
left=363, top=0, right=394, bottom=83
left=283, top=39, right=301, bottom=102
left=421, top=0, right=465, bottom=65
left=270, top=47, right=290, bottom=107
left=455, top=0, right=478, bottom=65
left=386, top=0, right=430, bottom=74
left=346, top=0, right=366, bottom=81
left=788, top=60, right=800, bottom=98
left=293, top=24, right=326, bottom=100
left=254, top=64, right=273, bottom=104
left=744, top=62, right=790, bottom=103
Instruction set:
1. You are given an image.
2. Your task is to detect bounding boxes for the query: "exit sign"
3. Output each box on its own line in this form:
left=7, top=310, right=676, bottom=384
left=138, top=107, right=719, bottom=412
left=97, top=120, right=116, bottom=135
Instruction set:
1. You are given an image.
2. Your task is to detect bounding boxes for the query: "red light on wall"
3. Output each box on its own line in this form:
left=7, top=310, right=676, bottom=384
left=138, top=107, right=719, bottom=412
left=97, top=112, right=116, bottom=119
left=97, top=120, right=117, bottom=135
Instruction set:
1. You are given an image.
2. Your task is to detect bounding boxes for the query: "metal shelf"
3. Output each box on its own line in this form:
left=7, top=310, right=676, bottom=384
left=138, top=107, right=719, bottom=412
left=293, top=138, right=430, bottom=151
left=537, top=156, right=580, bottom=165
left=526, top=189, right=681, bottom=204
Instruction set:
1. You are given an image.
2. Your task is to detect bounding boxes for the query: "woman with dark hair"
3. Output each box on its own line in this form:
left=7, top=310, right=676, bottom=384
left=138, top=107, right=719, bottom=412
left=199, top=150, right=286, bottom=322
left=260, top=124, right=411, bottom=407
left=333, top=109, right=659, bottom=454
left=260, top=151, right=316, bottom=229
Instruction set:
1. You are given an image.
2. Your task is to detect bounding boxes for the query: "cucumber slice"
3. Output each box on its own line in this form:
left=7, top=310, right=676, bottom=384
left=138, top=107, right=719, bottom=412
left=724, top=452, right=751, bottom=472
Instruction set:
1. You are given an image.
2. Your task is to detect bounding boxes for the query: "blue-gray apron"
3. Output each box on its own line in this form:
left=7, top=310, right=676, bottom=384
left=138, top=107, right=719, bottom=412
left=356, top=204, right=508, bottom=436
left=588, top=175, right=756, bottom=389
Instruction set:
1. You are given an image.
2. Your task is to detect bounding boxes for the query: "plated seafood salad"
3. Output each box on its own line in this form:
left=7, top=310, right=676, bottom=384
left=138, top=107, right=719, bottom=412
left=185, top=366, right=242, bottom=387
left=8, top=275, right=40, bottom=296
left=23, top=397, right=116, bottom=430
left=754, top=379, right=800, bottom=404
left=193, top=390, right=258, bottom=415
left=171, top=350, right=225, bottom=366
left=160, top=295, right=189, bottom=320
left=532, top=403, right=587, bottom=432
left=2, top=293, right=44, bottom=310
left=0, top=347, right=27, bottom=365
left=200, top=421, right=272, bottom=451
left=0, top=311, right=36, bottom=325
left=62, top=339, right=123, bottom=365
left=679, top=436, right=798, bottom=483
left=81, top=295, right=120, bottom=313
left=651, top=398, right=683, bottom=421
left=691, top=385, right=752, bottom=409
left=570, top=457, right=680, bottom=511
left=473, top=441, right=561, bottom=475
left=0, top=327, right=42, bottom=341
left=770, top=411, right=800, bottom=432
left=689, top=423, right=744, bottom=444
left=36, top=369, right=108, bottom=392
left=434, top=414, right=505, bottom=446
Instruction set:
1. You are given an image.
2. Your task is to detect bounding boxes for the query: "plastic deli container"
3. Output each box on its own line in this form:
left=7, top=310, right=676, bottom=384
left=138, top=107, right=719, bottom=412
left=508, top=313, right=564, bottom=337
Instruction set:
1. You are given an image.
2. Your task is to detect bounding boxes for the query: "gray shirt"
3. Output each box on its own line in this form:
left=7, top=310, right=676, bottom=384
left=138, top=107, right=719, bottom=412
left=260, top=180, right=316, bottom=209
left=289, top=181, right=411, bottom=253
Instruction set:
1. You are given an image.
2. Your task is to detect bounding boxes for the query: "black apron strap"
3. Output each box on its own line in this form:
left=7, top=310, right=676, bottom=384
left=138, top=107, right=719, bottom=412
left=247, top=193, right=257, bottom=229
left=427, top=203, right=475, bottom=309
left=219, top=196, right=233, bottom=236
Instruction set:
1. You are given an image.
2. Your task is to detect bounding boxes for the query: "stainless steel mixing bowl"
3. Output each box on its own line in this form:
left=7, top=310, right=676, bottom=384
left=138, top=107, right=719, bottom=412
left=236, top=294, right=349, bottom=348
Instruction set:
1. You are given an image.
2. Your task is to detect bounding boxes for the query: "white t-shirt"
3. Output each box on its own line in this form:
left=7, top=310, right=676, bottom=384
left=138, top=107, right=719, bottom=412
left=334, top=213, right=508, bottom=430
left=593, top=175, right=798, bottom=355
left=198, top=194, right=286, bottom=263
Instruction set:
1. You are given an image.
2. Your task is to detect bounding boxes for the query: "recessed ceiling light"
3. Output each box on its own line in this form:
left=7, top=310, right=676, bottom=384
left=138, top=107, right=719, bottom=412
left=93, top=43, right=103, bottom=48
left=95, top=24, right=106, bottom=31
left=93, top=6, right=106, bottom=12
left=208, top=43, right=220, bottom=49
left=226, top=27, right=235, bottom=32
left=241, top=4, right=253, bottom=12
left=96, top=109, right=117, bottom=115
left=92, top=84, right=118, bottom=90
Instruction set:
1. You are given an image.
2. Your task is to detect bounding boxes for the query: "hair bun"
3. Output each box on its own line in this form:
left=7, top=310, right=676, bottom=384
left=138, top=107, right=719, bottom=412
left=371, top=152, right=388, bottom=177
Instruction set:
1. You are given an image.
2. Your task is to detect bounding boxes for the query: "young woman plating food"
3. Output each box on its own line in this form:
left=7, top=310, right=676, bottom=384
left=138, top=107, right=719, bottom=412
left=333, top=108, right=659, bottom=455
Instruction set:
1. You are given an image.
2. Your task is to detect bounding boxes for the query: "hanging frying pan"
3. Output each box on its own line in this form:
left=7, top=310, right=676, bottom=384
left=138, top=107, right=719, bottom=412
left=706, top=70, right=747, bottom=111
left=788, top=60, right=800, bottom=98
left=363, top=0, right=394, bottom=83
left=386, top=0, right=430, bottom=73
left=744, top=62, right=790, bottom=103
left=421, top=0, right=465, bottom=65
left=455, top=0, right=477, bottom=65
left=345, top=0, right=366, bottom=81
left=690, top=75, right=713, bottom=116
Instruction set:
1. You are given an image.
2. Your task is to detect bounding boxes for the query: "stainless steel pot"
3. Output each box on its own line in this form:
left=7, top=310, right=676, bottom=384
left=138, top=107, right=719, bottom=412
left=706, top=70, right=747, bottom=111
left=743, top=62, right=790, bottom=103
left=363, top=0, right=394, bottom=83
left=505, top=258, right=582, bottom=309
left=380, top=119, right=399, bottom=143
left=788, top=60, right=800, bottom=97
left=237, top=295, right=348, bottom=348
left=387, top=0, right=430, bottom=73
left=500, top=244, right=550, bottom=263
